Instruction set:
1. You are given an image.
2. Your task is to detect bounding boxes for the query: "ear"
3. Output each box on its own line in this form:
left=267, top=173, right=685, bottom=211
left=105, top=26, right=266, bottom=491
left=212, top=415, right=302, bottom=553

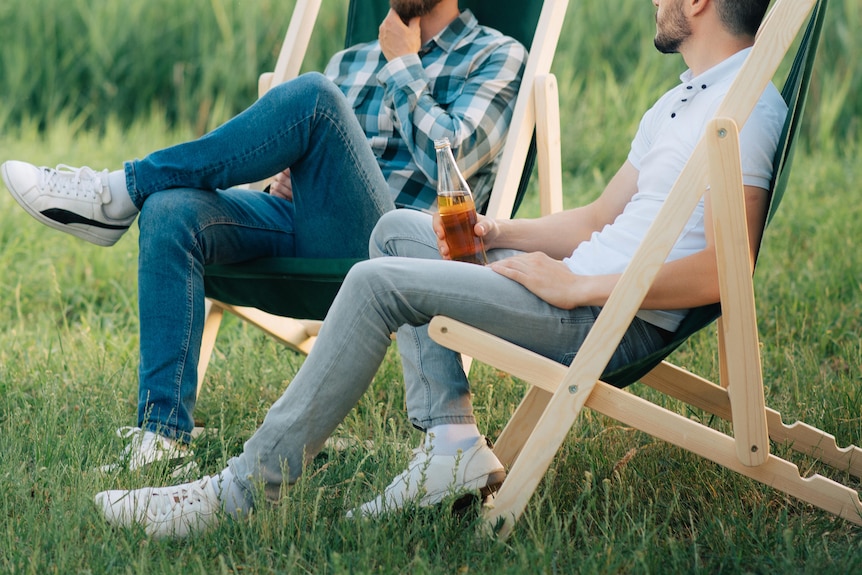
left=688, top=0, right=711, bottom=18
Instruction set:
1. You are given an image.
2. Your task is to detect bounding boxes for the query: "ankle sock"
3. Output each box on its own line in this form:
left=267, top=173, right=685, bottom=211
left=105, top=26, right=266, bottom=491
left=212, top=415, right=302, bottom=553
left=212, top=468, right=254, bottom=518
left=104, top=169, right=138, bottom=219
left=424, top=423, right=481, bottom=456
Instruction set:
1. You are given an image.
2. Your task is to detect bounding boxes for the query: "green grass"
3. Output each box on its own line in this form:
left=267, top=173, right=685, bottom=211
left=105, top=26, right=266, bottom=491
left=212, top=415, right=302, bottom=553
left=1, top=0, right=862, bottom=573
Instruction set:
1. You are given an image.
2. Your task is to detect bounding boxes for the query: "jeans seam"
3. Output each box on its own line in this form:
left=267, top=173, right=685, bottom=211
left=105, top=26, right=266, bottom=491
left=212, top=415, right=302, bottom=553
left=383, top=232, right=439, bottom=257
left=314, top=107, right=393, bottom=217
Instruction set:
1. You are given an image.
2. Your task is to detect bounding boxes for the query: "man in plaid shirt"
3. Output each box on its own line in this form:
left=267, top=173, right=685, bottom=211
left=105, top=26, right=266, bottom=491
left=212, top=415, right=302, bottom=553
left=2, top=0, right=526, bottom=473
left=325, top=8, right=525, bottom=211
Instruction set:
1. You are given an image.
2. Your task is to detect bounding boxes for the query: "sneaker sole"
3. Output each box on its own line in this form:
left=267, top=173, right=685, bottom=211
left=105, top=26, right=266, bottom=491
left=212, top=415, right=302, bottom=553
left=419, top=469, right=507, bottom=509
left=2, top=163, right=129, bottom=247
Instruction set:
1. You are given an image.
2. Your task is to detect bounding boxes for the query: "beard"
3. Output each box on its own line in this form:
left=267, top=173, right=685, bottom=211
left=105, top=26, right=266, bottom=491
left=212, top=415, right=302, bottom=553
left=390, top=0, right=444, bottom=22
left=653, top=0, right=692, bottom=54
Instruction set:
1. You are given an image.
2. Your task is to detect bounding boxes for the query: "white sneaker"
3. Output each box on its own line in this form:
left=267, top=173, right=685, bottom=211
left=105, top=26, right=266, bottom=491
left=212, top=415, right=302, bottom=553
left=97, top=427, right=196, bottom=475
left=95, top=476, right=220, bottom=539
left=2, top=160, right=135, bottom=246
left=346, top=437, right=506, bottom=518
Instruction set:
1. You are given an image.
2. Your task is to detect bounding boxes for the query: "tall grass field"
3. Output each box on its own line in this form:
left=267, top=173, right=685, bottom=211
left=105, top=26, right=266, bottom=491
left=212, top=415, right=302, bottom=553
left=1, top=0, right=861, bottom=573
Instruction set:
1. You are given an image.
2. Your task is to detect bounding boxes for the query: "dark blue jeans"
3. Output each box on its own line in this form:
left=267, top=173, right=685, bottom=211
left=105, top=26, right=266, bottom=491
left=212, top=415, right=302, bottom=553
left=127, top=73, right=394, bottom=442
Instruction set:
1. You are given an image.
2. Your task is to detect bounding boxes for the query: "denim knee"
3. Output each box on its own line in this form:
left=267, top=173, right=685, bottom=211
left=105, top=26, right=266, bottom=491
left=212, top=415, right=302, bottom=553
left=138, top=190, right=201, bottom=235
left=265, top=72, right=348, bottom=117
left=368, top=209, right=437, bottom=259
left=137, top=191, right=203, bottom=256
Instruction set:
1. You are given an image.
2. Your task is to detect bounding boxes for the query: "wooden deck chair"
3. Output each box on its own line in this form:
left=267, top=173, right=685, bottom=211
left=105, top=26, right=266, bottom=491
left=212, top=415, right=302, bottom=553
left=197, top=0, right=570, bottom=396
left=428, top=0, right=862, bottom=539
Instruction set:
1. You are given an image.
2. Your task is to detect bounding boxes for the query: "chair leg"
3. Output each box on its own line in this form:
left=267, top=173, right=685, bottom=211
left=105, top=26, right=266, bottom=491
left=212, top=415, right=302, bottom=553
left=582, top=381, right=862, bottom=527
left=493, top=386, right=551, bottom=469
left=205, top=300, right=320, bottom=355
left=708, top=118, right=769, bottom=466
left=429, top=316, right=862, bottom=537
left=641, top=361, right=862, bottom=478
left=197, top=299, right=226, bottom=398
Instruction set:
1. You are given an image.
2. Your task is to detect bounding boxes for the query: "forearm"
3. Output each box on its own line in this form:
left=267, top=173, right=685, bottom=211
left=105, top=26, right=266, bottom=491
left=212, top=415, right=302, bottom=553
left=572, top=248, right=721, bottom=310
left=488, top=207, right=607, bottom=259
left=378, top=42, right=526, bottom=184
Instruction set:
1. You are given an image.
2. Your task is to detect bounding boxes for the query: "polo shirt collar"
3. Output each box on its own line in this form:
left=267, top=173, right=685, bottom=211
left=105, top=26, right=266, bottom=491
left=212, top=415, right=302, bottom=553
left=679, top=47, right=752, bottom=91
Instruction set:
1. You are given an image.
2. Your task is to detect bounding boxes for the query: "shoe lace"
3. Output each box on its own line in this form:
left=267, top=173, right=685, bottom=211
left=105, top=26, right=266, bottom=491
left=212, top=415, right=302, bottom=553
left=40, top=164, right=108, bottom=202
left=150, top=478, right=212, bottom=516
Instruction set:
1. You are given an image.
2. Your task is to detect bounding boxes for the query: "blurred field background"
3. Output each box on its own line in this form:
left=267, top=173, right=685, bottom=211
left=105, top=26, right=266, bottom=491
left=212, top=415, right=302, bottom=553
left=0, top=0, right=860, bottom=573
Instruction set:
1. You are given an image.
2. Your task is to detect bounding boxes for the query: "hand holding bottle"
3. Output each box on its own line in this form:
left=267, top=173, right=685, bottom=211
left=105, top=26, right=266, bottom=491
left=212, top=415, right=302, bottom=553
left=432, top=211, right=498, bottom=261
left=434, top=138, right=488, bottom=265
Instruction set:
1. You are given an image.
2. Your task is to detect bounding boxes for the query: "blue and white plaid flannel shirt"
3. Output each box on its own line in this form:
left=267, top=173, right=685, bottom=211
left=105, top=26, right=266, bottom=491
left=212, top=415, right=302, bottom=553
left=324, top=10, right=527, bottom=211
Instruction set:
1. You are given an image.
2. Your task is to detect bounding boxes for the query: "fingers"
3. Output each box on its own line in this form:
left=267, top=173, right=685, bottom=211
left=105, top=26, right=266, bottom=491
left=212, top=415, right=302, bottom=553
left=488, top=255, right=526, bottom=280
left=431, top=211, right=451, bottom=259
left=474, top=217, right=490, bottom=237
left=379, top=9, right=421, bottom=60
left=488, top=252, right=544, bottom=277
left=474, top=215, right=499, bottom=248
left=270, top=169, right=293, bottom=201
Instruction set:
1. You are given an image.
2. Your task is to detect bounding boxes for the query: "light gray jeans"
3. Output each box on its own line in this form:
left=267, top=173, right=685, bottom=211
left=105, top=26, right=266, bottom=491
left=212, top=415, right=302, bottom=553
left=227, top=209, right=669, bottom=503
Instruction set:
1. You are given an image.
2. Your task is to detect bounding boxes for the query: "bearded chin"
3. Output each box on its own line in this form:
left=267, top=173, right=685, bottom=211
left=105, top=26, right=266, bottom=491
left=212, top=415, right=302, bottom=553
left=391, top=0, right=442, bottom=21
left=654, top=36, right=682, bottom=54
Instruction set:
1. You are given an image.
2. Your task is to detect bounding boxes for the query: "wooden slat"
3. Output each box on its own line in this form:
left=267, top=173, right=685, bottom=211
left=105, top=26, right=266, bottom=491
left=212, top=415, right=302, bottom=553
left=706, top=118, right=769, bottom=466
left=484, top=0, right=569, bottom=219
left=534, top=74, right=564, bottom=216
left=429, top=315, right=862, bottom=535
left=267, top=0, right=324, bottom=92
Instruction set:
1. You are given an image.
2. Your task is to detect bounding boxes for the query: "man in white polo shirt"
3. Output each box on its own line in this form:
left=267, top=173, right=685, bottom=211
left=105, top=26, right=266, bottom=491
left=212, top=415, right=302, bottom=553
left=95, top=0, right=786, bottom=539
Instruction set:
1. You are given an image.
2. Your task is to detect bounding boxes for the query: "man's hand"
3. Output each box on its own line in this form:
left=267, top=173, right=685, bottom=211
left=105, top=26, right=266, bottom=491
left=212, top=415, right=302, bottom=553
left=270, top=169, right=293, bottom=201
left=432, top=211, right=500, bottom=259
left=489, top=252, right=586, bottom=309
left=379, top=9, right=421, bottom=61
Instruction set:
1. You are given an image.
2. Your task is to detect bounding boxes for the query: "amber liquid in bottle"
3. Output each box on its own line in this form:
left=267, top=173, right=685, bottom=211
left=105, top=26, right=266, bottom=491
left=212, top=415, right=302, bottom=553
left=434, top=138, right=487, bottom=265
left=437, top=191, right=487, bottom=265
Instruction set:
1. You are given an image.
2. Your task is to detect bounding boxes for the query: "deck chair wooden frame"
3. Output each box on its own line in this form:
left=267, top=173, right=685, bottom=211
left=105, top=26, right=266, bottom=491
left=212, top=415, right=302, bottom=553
left=196, top=0, right=570, bottom=395
left=428, top=0, right=862, bottom=539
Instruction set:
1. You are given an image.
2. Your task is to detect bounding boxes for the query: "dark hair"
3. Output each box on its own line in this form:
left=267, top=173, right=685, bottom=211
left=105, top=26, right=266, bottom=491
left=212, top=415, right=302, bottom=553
left=714, top=0, right=772, bottom=37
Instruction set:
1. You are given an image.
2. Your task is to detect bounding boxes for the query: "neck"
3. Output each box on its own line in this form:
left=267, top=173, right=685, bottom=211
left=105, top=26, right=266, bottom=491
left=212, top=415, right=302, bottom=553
left=418, top=2, right=460, bottom=44
left=681, top=34, right=753, bottom=77
left=679, top=3, right=755, bottom=77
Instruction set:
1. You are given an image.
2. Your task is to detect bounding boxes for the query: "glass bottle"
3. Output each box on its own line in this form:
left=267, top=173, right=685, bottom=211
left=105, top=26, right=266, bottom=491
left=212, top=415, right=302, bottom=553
left=434, top=138, right=487, bottom=265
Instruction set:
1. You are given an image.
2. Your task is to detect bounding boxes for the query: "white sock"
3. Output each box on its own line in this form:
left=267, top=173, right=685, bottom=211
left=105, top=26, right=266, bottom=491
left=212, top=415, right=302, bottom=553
left=424, top=423, right=481, bottom=455
left=212, top=468, right=253, bottom=518
left=103, top=169, right=138, bottom=219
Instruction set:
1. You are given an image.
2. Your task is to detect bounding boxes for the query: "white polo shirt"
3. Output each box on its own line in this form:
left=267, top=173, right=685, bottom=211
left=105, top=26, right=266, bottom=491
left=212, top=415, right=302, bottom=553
left=563, top=48, right=787, bottom=331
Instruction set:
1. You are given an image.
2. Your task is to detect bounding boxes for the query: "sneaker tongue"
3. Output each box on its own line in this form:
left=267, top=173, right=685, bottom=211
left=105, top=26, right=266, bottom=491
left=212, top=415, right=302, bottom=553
left=46, top=165, right=107, bottom=202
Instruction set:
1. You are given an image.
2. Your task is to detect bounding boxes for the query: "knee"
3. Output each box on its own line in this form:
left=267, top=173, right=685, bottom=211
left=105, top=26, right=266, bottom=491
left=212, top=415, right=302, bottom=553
left=369, top=209, right=437, bottom=259
left=369, top=211, right=401, bottom=258
left=267, top=72, right=343, bottom=110
left=140, top=191, right=195, bottom=230
left=138, top=190, right=205, bottom=252
left=342, top=259, right=389, bottom=297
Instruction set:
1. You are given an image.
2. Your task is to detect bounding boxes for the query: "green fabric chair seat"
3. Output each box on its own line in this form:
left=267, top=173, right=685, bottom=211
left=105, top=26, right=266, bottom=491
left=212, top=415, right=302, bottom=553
left=204, top=257, right=363, bottom=320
